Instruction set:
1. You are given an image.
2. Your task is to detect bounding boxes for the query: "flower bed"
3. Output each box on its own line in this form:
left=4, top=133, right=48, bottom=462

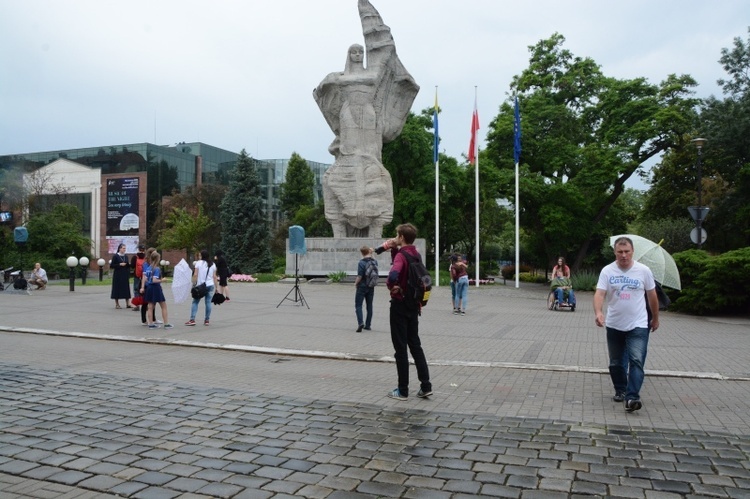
left=228, top=274, right=257, bottom=282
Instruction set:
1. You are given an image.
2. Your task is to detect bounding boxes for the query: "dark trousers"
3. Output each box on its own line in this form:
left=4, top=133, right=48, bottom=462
left=390, top=299, right=431, bottom=397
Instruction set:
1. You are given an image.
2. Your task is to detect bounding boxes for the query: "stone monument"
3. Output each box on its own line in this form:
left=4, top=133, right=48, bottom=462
left=313, top=0, right=419, bottom=238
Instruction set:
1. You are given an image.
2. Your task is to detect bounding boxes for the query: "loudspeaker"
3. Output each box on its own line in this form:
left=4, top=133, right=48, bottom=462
left=14, top=227, right=28, bottom=244
left=289, top=225, right=306, bottom=255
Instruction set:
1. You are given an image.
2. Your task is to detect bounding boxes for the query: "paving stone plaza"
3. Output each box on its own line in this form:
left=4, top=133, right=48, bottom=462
left=1, top=281, right=749, bottom=498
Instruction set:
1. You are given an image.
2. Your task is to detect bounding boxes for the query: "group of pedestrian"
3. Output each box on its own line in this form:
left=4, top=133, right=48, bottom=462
left=109, top=245, right=232, bottom=329
left=107, top=231, right=658, bottom=414
left=352, top=227, right=658, bottom=413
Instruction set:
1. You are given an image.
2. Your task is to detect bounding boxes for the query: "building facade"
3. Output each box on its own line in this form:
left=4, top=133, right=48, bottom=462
left=0, top=142, right=329, bottom=259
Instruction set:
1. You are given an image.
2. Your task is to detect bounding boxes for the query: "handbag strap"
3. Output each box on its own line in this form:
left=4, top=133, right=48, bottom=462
left=197, top=262, right=210, bottom=283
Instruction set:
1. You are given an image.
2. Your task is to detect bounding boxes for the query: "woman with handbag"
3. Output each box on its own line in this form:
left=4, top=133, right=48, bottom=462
left=185, top=249, right=218, bottom=326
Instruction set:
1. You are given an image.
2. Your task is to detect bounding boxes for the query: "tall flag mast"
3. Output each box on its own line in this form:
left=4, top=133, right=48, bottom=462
left=433, top=87, right=440, bottom=286
left=469, top=87, right=480, bottom=287
left=513, top=95, right=522, bottom=289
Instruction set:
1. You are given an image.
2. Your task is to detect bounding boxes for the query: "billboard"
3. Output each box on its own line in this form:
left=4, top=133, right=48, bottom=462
left=106, top=177, right=140, bottom=254
left=106, top=177, right=140, bottom=236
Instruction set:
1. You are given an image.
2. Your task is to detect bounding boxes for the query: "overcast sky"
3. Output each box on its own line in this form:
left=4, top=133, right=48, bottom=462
left=1, top=1, right=748, bottom=189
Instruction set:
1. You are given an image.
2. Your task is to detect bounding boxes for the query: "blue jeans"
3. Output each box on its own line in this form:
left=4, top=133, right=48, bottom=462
left=190, top=285, right=214, bottom=321
left=355, top=285, right=374, bottom=328
left=606, top=326, right=649, bottom=401
left=555, top=287, right=576, bottom=305
left=454, top=276, right=468, bottom=310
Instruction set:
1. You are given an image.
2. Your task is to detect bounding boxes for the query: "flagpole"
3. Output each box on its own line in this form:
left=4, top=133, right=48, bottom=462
left=473, top=87, right=480, bottom=288
left=433, top=87, right=440, bottom=287
left=515, top=162, right=520, bottom=289
left=513, top=95, right=522, bottom=289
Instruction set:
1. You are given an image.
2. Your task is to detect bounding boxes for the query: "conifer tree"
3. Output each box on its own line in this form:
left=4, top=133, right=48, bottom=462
left=279, top=152, right=315, bottom=219
left=220, top=149, right=273, bottom=274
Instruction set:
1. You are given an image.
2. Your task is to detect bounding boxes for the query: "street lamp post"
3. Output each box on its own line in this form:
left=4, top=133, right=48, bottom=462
left=691, top=138, right=708, bottom=249
left=79, top=256, right=90, bottom=285
left=66, top=256, right=78, bottom=292
left=97, top=258, right=106, bottom=281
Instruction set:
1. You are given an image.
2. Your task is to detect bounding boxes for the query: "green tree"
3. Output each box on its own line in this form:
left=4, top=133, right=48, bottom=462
left=485, top=33, right=698, bottom=270
left=382, top=111, right=435, bottom=242
left=279, top=152, right=314, bottom=220
left=150, top=184, right=228, bottom=252
left=146, top=157, right=180, bottom=239
left=220, top=149, right=273, bottom=274
left=25, top=204, right=91, bottom=259
left=157, top=206, right=214, bottom=261
left=645, top=27, right=750, bottom=251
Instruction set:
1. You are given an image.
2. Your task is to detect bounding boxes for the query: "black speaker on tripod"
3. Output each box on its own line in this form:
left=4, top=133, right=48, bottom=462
left=277, top=225, right=309, bottom=308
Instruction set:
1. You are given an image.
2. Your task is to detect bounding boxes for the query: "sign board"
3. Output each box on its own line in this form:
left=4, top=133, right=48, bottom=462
left=106, top=177, right=140, bottom=237
left=688, top=206, right=710, bottom=222
left=690, top=227, right=707, bottom=245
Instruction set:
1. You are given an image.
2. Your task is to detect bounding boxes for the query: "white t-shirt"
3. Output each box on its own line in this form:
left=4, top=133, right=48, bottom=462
left=194, top=260, right=216, bottom=286
left=596, top=260, right=655, bottom=331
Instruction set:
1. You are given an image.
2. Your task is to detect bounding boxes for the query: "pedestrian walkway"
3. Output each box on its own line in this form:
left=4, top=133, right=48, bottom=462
left=1, top=280, right=749, bottom=497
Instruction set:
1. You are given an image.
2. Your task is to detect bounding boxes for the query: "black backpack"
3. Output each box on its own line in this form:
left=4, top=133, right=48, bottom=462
left=400, top=249, right=432, bottom=312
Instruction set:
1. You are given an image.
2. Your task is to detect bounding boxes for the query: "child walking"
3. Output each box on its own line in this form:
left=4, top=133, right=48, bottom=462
left=144, top=252, right=173, bottom=329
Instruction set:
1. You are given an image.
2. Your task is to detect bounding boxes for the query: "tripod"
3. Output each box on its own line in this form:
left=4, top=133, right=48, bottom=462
left=277, top=253, right=309, bottom=308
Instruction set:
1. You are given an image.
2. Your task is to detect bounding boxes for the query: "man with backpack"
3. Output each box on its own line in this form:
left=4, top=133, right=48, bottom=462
left=354, top=245, right=378, bottom=333
left=382, top=223, right=432, bottom=401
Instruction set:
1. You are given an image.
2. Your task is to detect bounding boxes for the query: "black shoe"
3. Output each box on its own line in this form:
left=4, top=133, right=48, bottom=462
left=612, top=392, right=625, bottom=402
left=625, top=399, right=642, bottom=412
left=417, top=389, right=432, bottom=398
left=363, top=326, right=371, bottom=330
left=356, top=324, right=363, bottom=333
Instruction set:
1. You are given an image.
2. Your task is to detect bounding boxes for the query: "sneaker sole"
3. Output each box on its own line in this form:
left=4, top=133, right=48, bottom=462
left=625, top=400, right=642, bottom=412
left=417, top=391, right=433, bottom=398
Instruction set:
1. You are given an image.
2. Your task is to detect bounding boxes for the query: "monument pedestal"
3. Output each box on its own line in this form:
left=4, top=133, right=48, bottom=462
left=285, top=238, right=427, bottom=277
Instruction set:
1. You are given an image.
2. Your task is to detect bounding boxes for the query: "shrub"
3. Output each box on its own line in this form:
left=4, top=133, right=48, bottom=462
left=327, top=271, right=347, bottom=283
left=672, top=247, right=750, bottom=315
left=571, top=269, right=599, bottom=292
left=518, top=272, right=546, bottom=283
left=501, top=264, right=532, bottom=280
left=253, top=273, right=284, bottom=283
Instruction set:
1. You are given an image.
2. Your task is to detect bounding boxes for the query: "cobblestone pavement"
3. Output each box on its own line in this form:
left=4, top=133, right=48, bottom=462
left=2, top=363, right=750, bottom=499
left=1, top=281, right=749, bottom=497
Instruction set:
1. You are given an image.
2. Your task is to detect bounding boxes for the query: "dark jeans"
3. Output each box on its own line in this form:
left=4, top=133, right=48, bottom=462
left=606, top=326, right=650, bottom=401
left=390, top=298, right=431, bottom=397
left=355, top=285, right=374, bottom=328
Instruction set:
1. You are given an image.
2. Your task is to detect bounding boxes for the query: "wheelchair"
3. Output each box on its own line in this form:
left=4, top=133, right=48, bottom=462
left=547, top=277, right=576, bottom=312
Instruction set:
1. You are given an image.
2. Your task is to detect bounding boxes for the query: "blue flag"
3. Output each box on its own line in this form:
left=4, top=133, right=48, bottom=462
left=433, top=92, right=439, bottom=164
left=513, top=95, right=521, bottom=164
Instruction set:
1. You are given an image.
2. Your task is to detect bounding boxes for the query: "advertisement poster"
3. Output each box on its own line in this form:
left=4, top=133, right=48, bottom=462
left=106, top=177, right=140, bottom=254
left=106, top=177, right=139, bottom=235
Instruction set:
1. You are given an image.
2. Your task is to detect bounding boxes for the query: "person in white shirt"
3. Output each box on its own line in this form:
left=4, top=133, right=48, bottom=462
left=185, top=249, right=218, bottom=326
left=28, top=262, right=48, bottom=290
left=594, top=237, right=660, bottom=413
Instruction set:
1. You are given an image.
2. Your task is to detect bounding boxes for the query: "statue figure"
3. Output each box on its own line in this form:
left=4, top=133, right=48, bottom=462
left=314, top=0, right=419, bottom=238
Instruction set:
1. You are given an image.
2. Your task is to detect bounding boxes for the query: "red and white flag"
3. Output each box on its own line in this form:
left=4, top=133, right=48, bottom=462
left=468, top=98, right=480, bottom=164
